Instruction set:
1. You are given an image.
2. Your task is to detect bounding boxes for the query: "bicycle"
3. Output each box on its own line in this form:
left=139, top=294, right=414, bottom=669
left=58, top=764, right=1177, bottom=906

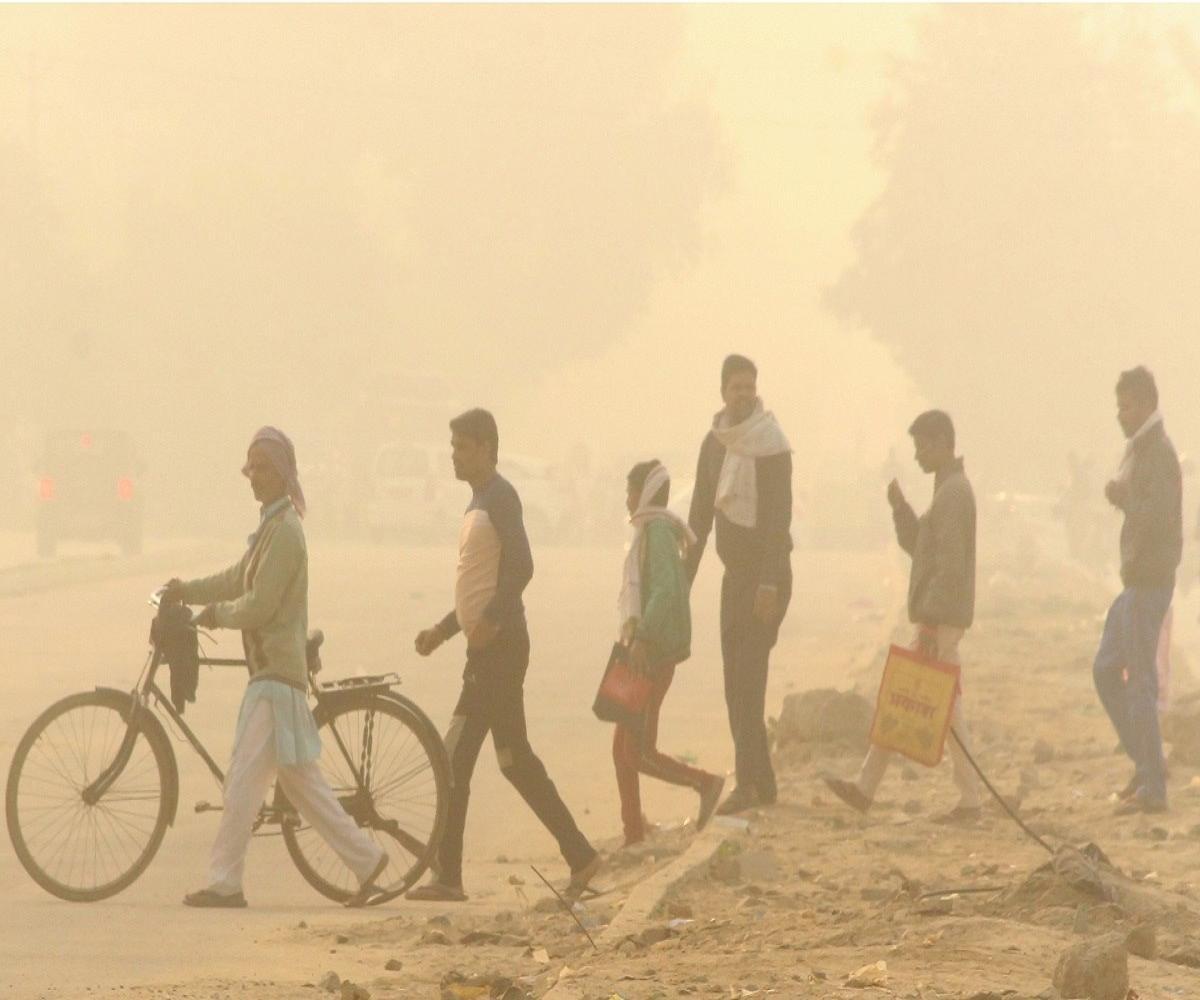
left=5, top=592, right=450, bottom=904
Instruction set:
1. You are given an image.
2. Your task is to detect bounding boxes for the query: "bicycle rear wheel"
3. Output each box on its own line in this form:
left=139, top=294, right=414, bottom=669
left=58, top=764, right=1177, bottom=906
left=281, top=692, right=449, bottom=903
left=6, top=690, right=173, bottom=901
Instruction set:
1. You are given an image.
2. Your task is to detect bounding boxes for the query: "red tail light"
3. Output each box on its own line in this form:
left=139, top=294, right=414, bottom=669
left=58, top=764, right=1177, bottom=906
left=117, top=477, right=135, bottom=501
left=39, top=477, right=55, bottom=501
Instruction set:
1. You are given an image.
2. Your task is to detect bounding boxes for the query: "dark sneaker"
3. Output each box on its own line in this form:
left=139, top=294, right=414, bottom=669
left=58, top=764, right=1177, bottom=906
left=822, top=776, right=871, bottom=815
left=715, top=786, right=760, bottom=817
left=1117, top=773, right=1141, bottom=802
left=696, top=775, right=727, bottom=832
left=1115, top=794, right=1167, bottom=816
left=405, top=880, right=469, bottom=902
left=183, top=888, right=247, bottom=908
left=565, top=852, right=604, bottom=901
left=932, top=805, right=983, bottom=825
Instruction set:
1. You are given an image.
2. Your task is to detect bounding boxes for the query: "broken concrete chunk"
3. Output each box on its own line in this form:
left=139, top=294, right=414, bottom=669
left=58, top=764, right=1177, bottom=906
left=736, top=850, right=781, bottom=883
left=1125, top=923, right=1156, bottom=960
left=1161, top=940, right=1200, bottom=968
left=439, top=971, right=529, bottom=1000
left=914, top=896, right=954, bottom=916
left=1052, top=933, right=1128, bottom=1000
left=460, top=930, right=503, bottom=945
left=776, top=689, right=873, bottom=751
left=845, top=960, right=888, bottom=987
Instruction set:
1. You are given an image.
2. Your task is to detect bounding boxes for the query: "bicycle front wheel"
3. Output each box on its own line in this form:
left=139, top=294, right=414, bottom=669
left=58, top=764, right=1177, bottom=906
left=6, top=690, right=174, bottom=901
left=281, top=692, right=449, bottom=903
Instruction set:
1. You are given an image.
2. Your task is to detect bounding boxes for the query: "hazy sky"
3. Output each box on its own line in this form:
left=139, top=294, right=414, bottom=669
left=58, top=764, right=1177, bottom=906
left=5, top=6, right=1200, bottom=532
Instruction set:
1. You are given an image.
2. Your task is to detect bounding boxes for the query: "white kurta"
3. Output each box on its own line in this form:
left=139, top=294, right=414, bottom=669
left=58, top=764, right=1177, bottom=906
left=207, top=692, right=384, bottom=895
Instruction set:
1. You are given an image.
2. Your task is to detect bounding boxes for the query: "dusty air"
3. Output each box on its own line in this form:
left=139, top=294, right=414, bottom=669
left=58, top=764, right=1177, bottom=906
left=4, top=5, right=1200, bottom=999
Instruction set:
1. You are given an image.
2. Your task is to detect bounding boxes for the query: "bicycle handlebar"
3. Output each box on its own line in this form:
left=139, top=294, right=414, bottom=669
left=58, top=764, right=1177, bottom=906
left=149, top=589, right=200, bottom=627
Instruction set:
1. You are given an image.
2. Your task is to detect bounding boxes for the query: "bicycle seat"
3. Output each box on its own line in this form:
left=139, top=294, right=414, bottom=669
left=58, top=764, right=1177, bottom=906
left=306, top=630, right=325, bottom=675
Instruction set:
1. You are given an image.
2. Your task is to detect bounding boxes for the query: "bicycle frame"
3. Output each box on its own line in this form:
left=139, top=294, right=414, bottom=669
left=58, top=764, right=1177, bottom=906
left=9, top=591, right=448, bottom=907
left=83, top=638, right=388, bottom=815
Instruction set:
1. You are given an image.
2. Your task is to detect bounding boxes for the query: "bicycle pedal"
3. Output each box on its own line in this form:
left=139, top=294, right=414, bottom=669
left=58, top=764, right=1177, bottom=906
left=194, top=800, right=223, bottom=813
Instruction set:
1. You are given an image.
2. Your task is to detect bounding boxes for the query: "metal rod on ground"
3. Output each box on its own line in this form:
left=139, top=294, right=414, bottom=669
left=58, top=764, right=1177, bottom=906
left=530, top=865, right=598, bottom=951
left=916, top=886, right=1007, bottom=899
left=949, top=727, right=1055, bottom=855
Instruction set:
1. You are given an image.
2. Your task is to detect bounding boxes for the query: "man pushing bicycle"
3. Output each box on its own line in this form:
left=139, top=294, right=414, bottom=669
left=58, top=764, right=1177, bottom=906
left=163, top=426, right=388, bottom=908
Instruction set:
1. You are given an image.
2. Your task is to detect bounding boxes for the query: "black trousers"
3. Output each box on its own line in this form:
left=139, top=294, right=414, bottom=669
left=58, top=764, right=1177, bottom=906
left=436, top=623, right=594, bottom=886
left=720, top=566, right=792, bottom=800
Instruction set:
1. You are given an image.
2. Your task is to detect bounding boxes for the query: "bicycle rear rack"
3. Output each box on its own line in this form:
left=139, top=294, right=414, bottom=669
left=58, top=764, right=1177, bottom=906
left=316, top=672, right=400, bottom=694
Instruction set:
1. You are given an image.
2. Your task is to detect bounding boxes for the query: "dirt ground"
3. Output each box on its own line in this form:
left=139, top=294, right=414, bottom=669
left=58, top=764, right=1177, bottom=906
left=4, top=527, right=1200, bottom=999
left=0, top=533, right=900, bottom=999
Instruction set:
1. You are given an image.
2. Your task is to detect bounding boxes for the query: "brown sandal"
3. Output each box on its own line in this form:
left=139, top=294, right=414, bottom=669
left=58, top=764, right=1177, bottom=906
left=344, top=852, right=390, bottom=908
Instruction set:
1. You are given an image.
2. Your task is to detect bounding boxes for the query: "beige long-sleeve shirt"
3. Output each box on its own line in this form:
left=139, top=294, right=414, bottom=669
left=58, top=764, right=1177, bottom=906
left=180, top=497, right=309, bottom=690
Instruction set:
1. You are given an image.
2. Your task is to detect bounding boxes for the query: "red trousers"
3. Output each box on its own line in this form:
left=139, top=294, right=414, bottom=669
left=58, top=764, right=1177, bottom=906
left=613, top=663, right=716, bottom=843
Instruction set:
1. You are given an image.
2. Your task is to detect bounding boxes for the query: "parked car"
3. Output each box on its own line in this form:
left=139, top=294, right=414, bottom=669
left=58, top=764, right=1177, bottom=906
left=366, top=443, right=573, bottom=545
left=366, top=442, right=459, bottom=543
left=35, top=429, right=145, bottom=557
left=499, top=453, right=568, bottom=543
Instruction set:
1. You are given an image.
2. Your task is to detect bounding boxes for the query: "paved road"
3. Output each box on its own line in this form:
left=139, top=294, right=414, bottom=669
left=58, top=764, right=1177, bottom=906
left=0, top=536, right=900, bottom=998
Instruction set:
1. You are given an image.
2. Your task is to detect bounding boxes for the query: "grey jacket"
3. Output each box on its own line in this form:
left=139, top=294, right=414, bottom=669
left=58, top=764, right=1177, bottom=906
left=893, top=458, right=976, bottom=630
left=1115, top=422, right=1182, bottom=589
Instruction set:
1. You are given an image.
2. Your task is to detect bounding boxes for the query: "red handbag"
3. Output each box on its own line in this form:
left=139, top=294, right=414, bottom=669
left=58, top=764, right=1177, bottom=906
left=592, top=642, right=653, bottom=730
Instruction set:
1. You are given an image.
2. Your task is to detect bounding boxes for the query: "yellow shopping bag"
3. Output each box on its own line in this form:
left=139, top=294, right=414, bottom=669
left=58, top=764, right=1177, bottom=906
left=868, top=644, right=961, bottom=767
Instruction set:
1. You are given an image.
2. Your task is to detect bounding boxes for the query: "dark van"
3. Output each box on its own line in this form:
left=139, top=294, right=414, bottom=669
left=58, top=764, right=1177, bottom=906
left=35, top=430, right=145, bottom=557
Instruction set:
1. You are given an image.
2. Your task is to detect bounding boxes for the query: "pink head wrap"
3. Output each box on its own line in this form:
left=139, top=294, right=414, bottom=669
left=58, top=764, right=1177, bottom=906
left=243, top=426, right=307, bottom=518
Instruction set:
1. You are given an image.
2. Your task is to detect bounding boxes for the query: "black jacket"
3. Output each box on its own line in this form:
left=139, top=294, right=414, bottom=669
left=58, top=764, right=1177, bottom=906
left=1116, top=422, right=1182, bottom=589
left=685, top=432, right=792, bottom=585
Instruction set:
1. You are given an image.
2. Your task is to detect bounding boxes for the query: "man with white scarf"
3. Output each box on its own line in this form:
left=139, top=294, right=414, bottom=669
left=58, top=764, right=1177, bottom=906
left=686, top=354, right=793, bottom=816
left=1095, top=366, right=1182, bottom=815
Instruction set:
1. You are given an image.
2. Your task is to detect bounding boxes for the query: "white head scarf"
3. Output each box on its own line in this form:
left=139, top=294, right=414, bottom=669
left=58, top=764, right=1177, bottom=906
left=244, top=426, right=307, bottom=518
left=618, top=462, right=696, bottom=641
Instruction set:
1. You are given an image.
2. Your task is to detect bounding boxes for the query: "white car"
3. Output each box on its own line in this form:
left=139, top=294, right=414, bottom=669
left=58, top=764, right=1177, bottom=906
left=367, top=443, right=571, bottom=544
left=366, top=442, right=459, bottom=543
left=499, top=453, right=567, bottom=543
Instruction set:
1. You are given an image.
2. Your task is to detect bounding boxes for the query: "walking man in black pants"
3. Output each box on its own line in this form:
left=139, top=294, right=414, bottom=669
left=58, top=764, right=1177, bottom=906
left=406, top=409, right=601, bottom=902
left=687, top=355, right=793, bottom=816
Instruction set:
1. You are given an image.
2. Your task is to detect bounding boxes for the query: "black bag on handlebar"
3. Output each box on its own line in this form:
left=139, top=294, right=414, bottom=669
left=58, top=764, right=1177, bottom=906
left=151, top=603, right=200, bottom=713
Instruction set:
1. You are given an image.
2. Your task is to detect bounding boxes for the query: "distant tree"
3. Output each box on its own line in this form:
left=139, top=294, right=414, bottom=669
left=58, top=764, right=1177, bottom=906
left=826, top=7, right=1200, bottom=487
left=106, top=7, right=725, bottom=432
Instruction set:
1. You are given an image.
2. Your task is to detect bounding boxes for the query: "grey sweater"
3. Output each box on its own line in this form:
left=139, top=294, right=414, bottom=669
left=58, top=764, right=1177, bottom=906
left=1115, top=422, right=1182, bottom=589
left=893, top=458, right=976, bottom=630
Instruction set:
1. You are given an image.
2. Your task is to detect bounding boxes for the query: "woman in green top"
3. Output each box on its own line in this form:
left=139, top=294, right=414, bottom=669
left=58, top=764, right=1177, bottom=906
left=613, top=461, right=726, bottom=846
left=164, top=427, right=387, bottom=908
